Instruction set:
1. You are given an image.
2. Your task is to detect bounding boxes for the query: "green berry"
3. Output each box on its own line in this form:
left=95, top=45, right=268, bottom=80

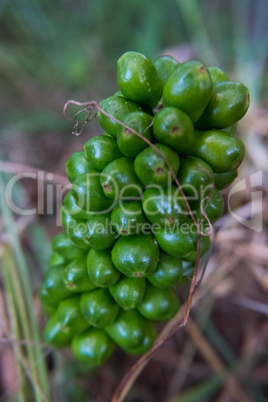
left=109, top=276, right=146, bottom=310
left=84, top=134, right=123, bottom=171
left=105, top=309, right=156, bottom=354
left=163, top=60, right=212, bottom=122
left=214, top=169, right=238, bottom=190
left=195, top=81, right=250, bottom=130
left=138, top=283, right=180, bottom=322
left=98, top=95, right=142, bottom=137
left=117, top=111, right=153, bottom=157
left=147, top=251, right=183, bottom=289
left=112, top=234, right=159, bottom=278
left=153, top=106, right=194, bottom=154
left=134, top=143, right=180, bottom=187
left=208, top=66, right=229, bottom=85
left=83, top=213, right=117, bottom=250
left=64, top=257, right=96, bottom=293
left=154, top=55, right=179, bottom=85
left=100, top=157, right=143, bottom=199
left=111, top=201, right=149, bottom=236
left=72, top=328, right=115, bottom=366
left=65, top=151, right=94, bottom=183
left=80, top=288, right=119, bottom=328
left=117, top=51, right=162, bottom=108
left=142, top=185, right=188, bottom=227
left=87, top=249, right=120, bottom=288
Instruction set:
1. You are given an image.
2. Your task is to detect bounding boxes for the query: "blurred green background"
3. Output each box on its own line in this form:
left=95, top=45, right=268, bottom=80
left=0, top=0, right=268, bottom=401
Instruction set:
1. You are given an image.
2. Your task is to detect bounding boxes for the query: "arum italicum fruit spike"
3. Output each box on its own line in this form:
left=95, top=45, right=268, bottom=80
left=41, top=50, right=250, bottom=366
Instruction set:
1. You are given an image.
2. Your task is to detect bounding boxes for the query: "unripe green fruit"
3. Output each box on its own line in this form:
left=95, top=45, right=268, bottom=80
left=49, top=252, right=65, bottom=268
left=222, top=123, right=238, bottom=136
left=80, top=288, right=119, bottom=328
left=100, top=157, right=143, bottom=199
left=117, top=111, right=153, bottom=157
left=44, top=314, right=73, bottom=347
left=117, top=51, right=162, bottom=108
left=111, top=201, right=149, bottom=236
left=147, top=251, right=183, bottom=289
left=65, top=151, right=94, bottom=183
left=142, top=185, right=188, bottom=227
left=72, top=328, right=115, bottom=366
left=105, top=309, right=156, bottom=354
left=63, top=191, right=91, bottom=221
left=137, top=283, right=179, bottom=322
left=208, top=66, right=229, bottom=85
left=190, top=188, right=224, bottom=225
left=163, top=60, right=212, bottom=122
left=112, top=234, right=159, bottom=278
left=64, top=257, right=96, bottom=293
left=183, top=233, right=211, bottom=262
left=40, top=266, right=72, bottom=306
left=109, top=276, right=146, bottom=310
left=57, top=296, right=89, bottom=333
left=192, top=130, right=245, bottom=173
left=134, top=143, right=180, bottom=187
left=84, top=135, right=123, bottom=171
left=65, top=219, right=90, bottom=250
left=98, top=95, right=142, bottom=137
left=214, top=169, right=238, bottom=190
left=71, top=172, right=113, bottom=212
left=83, top=213, right=117, bottom=250
left=195, top=81, right=250, bottom=129
left=177, top=156, right=214, bottom=199
left=154, top=55, right=179, bottom=85
left=87, top=249, right=120, bottom=288
left=52, top=233, right=87, bottom=261
left=153, top=106, right=194, bottom=154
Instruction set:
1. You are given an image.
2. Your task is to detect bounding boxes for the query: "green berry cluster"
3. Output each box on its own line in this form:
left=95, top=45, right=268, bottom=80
left=40, top=51, right=250, bottom=366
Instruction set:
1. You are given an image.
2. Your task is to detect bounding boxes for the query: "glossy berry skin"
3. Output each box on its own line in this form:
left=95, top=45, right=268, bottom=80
left=183, top=234, right=211, bottom=262
left=84, top=135, right=123, bottom=171
left=195, top=81, right=250, bottom=130
left=214, top=169, right=238, bottom=190
left=177, top=156, right=214, bottom=199
left=100, top=157, right=143, bottom=199
left=208, top=66, right=229, bottom=85
left=153, top=106, right=194, bottom=154
left=49, top=252, right=65, bottom=268
left=65, top=151, right=94, bottom=183
left=222, top=123, right=238, bottom=136
left=40, top=266, right=72, bottom=307
left=62, top=191, right=91, bottom=221
left=97, top=95, right=142, bottom=137
left=105, top=309, right=157, bottom=355
left=142, top=185, right=188, bottom=227
left=44, top=314, right=73, bottom=347
left=154, top=55, right=179, bottom=86
left=83, top=213, right=117, bottom=250
left=190, top=188, right=224, bottom=225
left=117, top=51, right=162, bottom=108
left=111, top=201, right=149, bottom=236
left=109, top=276, right=146, bottom=310
left=134, top=143, right=180, bottom=187
left=52, top=233, right=87, bottom=261
left=192, top=130, right=245, bottom=173
left=72, top=328, right=115, bottom=366
left=64, top=257, right=96, bottom=293
left=137, top=284, right=180, bottom=322
left=117, top=111, right=153, bottom=157
left=80, top=288, right=119, bottom=328
left=57, top=296, right=89, bottom=334
left=65, top=219, right=90, bottom=250
left=87, top=249, right=120, bottom=288
left=147, top=251, right=183, bottom=289
left=163, top=61, right=212, bottom=122
left=71, top=172, right=113, bottom=213
left=112, top=234, right=159, bottom=278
